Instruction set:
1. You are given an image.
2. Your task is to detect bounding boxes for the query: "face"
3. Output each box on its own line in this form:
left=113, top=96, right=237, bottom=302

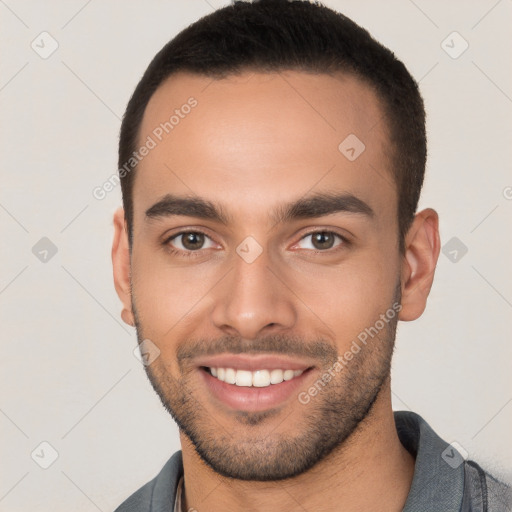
left=126, top=70, right=404, bottom=481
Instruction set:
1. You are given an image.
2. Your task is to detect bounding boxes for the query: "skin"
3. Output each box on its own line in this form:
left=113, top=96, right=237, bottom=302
left=112, top=70, right=440, bottom=511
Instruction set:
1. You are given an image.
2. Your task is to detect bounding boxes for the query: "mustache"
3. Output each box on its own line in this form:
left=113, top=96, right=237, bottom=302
left=176, top=334, right=338, bottom=370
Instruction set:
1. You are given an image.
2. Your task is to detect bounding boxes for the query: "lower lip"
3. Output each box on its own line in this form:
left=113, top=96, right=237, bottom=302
left=199, top=367, right=314, bottom=412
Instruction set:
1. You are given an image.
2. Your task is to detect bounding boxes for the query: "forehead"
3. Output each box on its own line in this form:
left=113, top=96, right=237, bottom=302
left=134, top=70, right=396, bottom=225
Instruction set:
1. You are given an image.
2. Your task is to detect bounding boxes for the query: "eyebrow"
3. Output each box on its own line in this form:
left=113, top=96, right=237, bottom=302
left=145, top=191, right=375, bottom=225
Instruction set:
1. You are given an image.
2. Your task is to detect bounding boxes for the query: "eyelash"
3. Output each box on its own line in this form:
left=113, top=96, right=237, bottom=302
left=163, top=229, right=350, bottom=258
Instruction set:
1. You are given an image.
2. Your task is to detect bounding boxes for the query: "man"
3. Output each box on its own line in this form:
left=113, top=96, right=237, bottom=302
left=112, top=1, right=511, bottom=510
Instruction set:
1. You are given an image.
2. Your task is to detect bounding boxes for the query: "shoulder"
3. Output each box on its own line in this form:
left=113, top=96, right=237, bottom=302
left=462, top=460, right=512, bottom=512
left=114, top=450, right=183, bottom=512
left=113, top=479, right=156, bottom=512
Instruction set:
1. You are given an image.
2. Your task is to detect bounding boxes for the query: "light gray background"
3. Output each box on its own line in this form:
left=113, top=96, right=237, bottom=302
left=1, top=1, right=511, bottom=510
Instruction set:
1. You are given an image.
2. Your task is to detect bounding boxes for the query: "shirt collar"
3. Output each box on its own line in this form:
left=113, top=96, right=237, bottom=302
left=396, top=410, right=464, bottom=511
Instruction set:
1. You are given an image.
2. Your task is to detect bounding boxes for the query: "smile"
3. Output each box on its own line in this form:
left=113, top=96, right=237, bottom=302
left=204, top=366, right=306, bottom=387
left=199, top=365, right=315, bottom=412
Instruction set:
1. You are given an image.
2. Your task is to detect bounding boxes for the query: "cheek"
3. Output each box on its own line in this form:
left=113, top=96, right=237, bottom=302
left=130, top=248, right=217, bottom=335
left=287, top=254, right=399, bottom=347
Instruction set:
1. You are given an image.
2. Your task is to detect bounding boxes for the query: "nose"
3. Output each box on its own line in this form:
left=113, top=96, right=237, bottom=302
left=210, top=245, right=297, bottom=340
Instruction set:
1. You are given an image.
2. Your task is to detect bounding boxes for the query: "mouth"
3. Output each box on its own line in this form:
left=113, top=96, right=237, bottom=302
left=199, top=365, right=315, bottom=412
left=202, top=366, right=308, bottom=387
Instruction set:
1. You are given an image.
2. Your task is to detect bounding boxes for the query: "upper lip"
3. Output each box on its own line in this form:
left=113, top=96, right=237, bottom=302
left=195, top=354, right=316, bottom=372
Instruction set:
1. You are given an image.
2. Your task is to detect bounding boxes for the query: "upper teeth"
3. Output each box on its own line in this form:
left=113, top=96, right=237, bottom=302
left=209, top=367, right=304, bottom=387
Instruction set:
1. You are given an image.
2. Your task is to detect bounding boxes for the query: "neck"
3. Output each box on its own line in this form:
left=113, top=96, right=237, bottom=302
left=180, top=382, right=415, bottom=512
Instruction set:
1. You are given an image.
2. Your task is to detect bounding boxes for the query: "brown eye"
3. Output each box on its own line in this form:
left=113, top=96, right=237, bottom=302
left=311, top=232, right=336, bottom=250
left=168, top=231, right=214, bottom=252
left=295, top=231, right=345, bottom=252
left=181, top=232, right=205, bottom=250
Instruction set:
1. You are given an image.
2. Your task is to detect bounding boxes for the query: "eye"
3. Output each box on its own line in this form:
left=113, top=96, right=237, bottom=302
left=295, top=231, right=346, bottom=251
left=167, top=231, right=216, bottom=252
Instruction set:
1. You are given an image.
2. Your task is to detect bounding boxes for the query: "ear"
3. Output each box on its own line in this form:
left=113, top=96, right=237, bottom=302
left=112, top=207, right=134, bottom=326
left=399, top=208, right=441, bottom=321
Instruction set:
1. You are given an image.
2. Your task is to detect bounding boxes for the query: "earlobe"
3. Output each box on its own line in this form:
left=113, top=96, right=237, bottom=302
left=399, top=208, right=441, bottom=321
left=121, top=308, right=135, bottom=326
left=112, top=207, right=135, bottom=326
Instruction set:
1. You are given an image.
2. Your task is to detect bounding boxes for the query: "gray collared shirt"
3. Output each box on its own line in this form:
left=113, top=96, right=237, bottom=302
left=115, top=411, right=511, bottom=511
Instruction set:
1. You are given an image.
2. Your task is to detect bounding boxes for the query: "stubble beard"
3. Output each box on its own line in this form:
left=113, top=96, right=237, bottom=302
left=132, top=287, right=400, bottom=482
